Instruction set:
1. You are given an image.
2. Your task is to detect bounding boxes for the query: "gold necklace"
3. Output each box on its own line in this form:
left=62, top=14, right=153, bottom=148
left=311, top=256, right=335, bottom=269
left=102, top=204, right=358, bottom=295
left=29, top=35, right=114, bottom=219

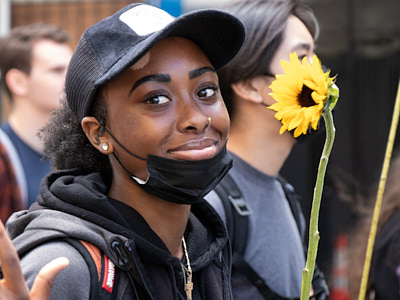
left=182, top=237, right=193, bottom=300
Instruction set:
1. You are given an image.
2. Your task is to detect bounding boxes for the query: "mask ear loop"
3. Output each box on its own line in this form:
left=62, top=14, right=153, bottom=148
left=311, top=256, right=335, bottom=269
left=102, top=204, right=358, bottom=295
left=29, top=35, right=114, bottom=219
left=263, top=72, right=275, bottom=78
left=261, top=72, right=276, bottom=108
left=94, top=117, right=149, bottom=182
left=260, top=102, right=270, bottom=108
left=95, top=117, right=147, bottom=161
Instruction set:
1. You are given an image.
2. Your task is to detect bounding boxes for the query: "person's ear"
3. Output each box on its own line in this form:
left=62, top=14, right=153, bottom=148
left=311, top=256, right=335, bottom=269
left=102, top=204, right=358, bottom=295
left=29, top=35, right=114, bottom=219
left=81, top=116, right=114, bottom=154
left=231, top=77, right=265, bottom=104
left=5, top=69, right=29, bottom=97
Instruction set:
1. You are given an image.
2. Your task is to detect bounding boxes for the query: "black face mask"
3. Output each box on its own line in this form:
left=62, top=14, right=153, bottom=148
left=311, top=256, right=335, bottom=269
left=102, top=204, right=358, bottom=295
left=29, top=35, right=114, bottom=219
left=103, top=125, right=232, bottom=205
left=134, top=146, right=232, bottom=204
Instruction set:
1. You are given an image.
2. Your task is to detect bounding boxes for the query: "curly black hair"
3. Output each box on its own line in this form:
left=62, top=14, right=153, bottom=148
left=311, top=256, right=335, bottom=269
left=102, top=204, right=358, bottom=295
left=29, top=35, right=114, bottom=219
left=39, top=90, right=112, bottom=177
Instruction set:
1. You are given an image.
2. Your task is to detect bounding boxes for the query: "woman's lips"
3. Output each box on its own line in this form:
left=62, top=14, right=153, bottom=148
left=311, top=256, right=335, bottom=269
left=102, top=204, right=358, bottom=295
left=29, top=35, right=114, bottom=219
left=169, top=140, right=218, bottom=161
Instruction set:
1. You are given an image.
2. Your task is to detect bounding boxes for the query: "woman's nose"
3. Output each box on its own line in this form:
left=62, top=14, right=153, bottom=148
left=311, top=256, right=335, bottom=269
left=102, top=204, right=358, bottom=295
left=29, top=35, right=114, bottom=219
left=176, top=98, right=211, bottom=133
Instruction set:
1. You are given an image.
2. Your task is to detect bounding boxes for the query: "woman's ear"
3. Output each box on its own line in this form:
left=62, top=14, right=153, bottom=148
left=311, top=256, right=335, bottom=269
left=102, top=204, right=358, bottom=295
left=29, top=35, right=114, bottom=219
left=81, top=116, right=113, bottom=154
left=5, top=69, right=29, bottom=97
left=231, top=77, right=266, bottom=104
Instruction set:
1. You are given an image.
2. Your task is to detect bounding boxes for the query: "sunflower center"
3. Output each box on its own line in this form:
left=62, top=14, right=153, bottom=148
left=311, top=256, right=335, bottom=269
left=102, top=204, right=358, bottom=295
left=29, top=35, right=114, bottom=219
left=297, top=85, right=316, bottom=107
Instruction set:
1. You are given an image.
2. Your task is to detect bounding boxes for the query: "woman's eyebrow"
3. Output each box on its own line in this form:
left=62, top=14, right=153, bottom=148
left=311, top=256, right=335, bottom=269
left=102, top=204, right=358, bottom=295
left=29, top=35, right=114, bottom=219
left=129, top=73, right=171, bottom=95
left=189, top=67, right=216, bottom=80
left=291, top=42, right=314, bottom=53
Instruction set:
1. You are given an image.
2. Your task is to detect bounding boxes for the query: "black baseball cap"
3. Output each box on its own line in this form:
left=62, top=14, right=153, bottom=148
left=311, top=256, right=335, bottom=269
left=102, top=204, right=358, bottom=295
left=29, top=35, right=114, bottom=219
left=66, top=3, right=246, bottom=121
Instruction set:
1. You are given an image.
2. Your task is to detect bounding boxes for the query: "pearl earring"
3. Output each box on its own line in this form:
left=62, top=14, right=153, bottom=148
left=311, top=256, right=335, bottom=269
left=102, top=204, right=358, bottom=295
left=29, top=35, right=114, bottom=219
left=101, top=143, right=109, bottom=151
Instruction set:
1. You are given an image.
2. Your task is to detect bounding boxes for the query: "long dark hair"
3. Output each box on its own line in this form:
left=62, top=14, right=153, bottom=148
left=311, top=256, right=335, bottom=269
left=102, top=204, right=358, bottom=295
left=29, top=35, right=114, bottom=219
left=348, top=151, right=400, bottom=298
left=217, top=0, right=319, bottom=118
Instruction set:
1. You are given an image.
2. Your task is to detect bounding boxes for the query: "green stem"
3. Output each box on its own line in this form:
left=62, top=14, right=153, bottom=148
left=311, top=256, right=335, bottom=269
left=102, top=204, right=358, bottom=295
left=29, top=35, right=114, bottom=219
left=300, top=108, right=335, bottom=300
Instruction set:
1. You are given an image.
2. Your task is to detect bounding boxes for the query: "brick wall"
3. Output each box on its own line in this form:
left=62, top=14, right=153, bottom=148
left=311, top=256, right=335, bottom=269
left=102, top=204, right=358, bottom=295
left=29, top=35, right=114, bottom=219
left=11, top=0, right=142, bottom=49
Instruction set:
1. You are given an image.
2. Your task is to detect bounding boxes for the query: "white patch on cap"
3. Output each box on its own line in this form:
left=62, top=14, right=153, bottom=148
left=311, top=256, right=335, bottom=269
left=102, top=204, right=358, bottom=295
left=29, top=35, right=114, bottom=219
left=130, top=52, right=150, bottom=71
left=120, top=5, right=174, bottom=36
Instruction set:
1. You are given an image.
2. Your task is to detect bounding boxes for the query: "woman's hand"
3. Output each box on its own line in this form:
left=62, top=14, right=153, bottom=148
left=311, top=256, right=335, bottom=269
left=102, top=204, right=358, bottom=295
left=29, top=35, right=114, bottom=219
left=0, top=220, right=69, bottom=300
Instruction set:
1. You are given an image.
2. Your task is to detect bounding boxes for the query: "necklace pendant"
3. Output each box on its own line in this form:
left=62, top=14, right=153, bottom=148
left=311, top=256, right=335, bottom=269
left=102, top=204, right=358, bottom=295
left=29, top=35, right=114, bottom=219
left=182, top=237, right=193, bottom=300
left=185, top=281, right=193, bottom=300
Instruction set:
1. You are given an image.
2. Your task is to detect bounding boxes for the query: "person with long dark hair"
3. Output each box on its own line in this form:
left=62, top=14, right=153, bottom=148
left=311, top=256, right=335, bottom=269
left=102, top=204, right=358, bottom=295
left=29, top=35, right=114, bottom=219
left=349, top=152, right=400, bottom=299
left=206, top=0, right=328, bottom=299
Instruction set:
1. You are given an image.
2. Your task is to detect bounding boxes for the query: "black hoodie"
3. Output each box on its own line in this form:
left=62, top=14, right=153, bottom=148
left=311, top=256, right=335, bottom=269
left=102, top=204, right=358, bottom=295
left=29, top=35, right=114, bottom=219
left=6, top=169, right=232, bottom=299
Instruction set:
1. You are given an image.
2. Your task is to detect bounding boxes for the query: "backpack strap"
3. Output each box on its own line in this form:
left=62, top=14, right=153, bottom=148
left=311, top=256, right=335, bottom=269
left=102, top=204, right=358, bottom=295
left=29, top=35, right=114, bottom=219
left=232, top=252, right=289, bottom=300
left=213, top=174, right=251, bottom=255
left=215, top=173, right=329, bottom=300
left=63, top=238, right=119, bottom=300
left=276, top=176, right=303, bottom=236
left=215, top=173, right=288, bottom=299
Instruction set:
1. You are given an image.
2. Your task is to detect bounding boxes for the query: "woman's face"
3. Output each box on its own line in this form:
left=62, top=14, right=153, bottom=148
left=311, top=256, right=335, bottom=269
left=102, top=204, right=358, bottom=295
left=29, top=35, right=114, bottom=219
left=261, top=15, right=315, bottom=106
left=269, top=15, right=315, bottom=75
left=104, top=36, right=230, bottom=179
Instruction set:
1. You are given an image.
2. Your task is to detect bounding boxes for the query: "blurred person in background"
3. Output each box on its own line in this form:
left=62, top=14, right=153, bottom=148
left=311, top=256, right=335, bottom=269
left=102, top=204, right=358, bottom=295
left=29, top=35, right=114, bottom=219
left=0, top=23, right=72, bottom=222
left=349, top=152, right=400, bottom=299
left=206, top=0, right=329, bottom=299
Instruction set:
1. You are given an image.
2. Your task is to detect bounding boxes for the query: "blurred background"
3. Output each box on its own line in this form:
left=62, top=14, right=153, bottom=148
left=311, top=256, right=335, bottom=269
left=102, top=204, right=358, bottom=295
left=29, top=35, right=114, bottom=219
left=1, top=0, right=400, bottom=297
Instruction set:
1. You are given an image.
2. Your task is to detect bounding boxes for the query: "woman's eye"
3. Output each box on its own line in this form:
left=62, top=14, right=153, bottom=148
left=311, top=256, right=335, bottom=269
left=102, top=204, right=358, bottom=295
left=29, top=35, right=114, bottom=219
left=298, top=53, right=315, bottom=63
left=146, top=95, right=170, bottom=105
left=298, top=55, right=307, bottom=61
left=198, top=86, right=218, bottom=98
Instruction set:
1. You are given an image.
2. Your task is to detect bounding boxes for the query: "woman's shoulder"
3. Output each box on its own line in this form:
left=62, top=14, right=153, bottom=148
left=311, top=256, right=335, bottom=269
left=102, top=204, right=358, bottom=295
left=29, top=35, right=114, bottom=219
left=20, top=239, right=91, bottom=299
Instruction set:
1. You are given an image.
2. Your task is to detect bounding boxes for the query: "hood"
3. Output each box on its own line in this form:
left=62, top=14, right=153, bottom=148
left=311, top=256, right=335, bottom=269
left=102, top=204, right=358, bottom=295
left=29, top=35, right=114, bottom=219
left=6, top=169, right=229, bottom=271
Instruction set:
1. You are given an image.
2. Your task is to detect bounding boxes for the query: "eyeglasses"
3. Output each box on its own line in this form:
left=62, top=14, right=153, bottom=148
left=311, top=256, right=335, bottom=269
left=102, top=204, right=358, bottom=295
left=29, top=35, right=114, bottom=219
left=263, top=64, right=328, bottom=77
left=263, top=72, right=275, bottom=78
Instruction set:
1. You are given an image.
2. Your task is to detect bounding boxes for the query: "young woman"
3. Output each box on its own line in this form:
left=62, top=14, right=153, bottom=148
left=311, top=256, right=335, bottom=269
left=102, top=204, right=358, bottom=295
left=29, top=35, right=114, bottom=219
left=5, top=3, right=245, bottom=299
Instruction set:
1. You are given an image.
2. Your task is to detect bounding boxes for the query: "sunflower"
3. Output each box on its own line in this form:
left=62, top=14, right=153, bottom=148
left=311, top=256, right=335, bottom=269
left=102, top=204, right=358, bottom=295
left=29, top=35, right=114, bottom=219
left=268, top=52, right=338, bottom=138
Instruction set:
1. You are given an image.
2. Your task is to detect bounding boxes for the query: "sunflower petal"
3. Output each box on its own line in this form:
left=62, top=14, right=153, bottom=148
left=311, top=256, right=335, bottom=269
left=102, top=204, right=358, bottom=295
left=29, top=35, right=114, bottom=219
left=269, top=52, right=337, bottom=136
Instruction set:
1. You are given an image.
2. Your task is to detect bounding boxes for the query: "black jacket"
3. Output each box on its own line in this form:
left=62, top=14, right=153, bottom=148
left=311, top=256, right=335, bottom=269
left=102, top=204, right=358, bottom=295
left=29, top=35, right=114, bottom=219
left=369, top=209, right=400, bottom=300
left=6, top=169, right=232, bottom=299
